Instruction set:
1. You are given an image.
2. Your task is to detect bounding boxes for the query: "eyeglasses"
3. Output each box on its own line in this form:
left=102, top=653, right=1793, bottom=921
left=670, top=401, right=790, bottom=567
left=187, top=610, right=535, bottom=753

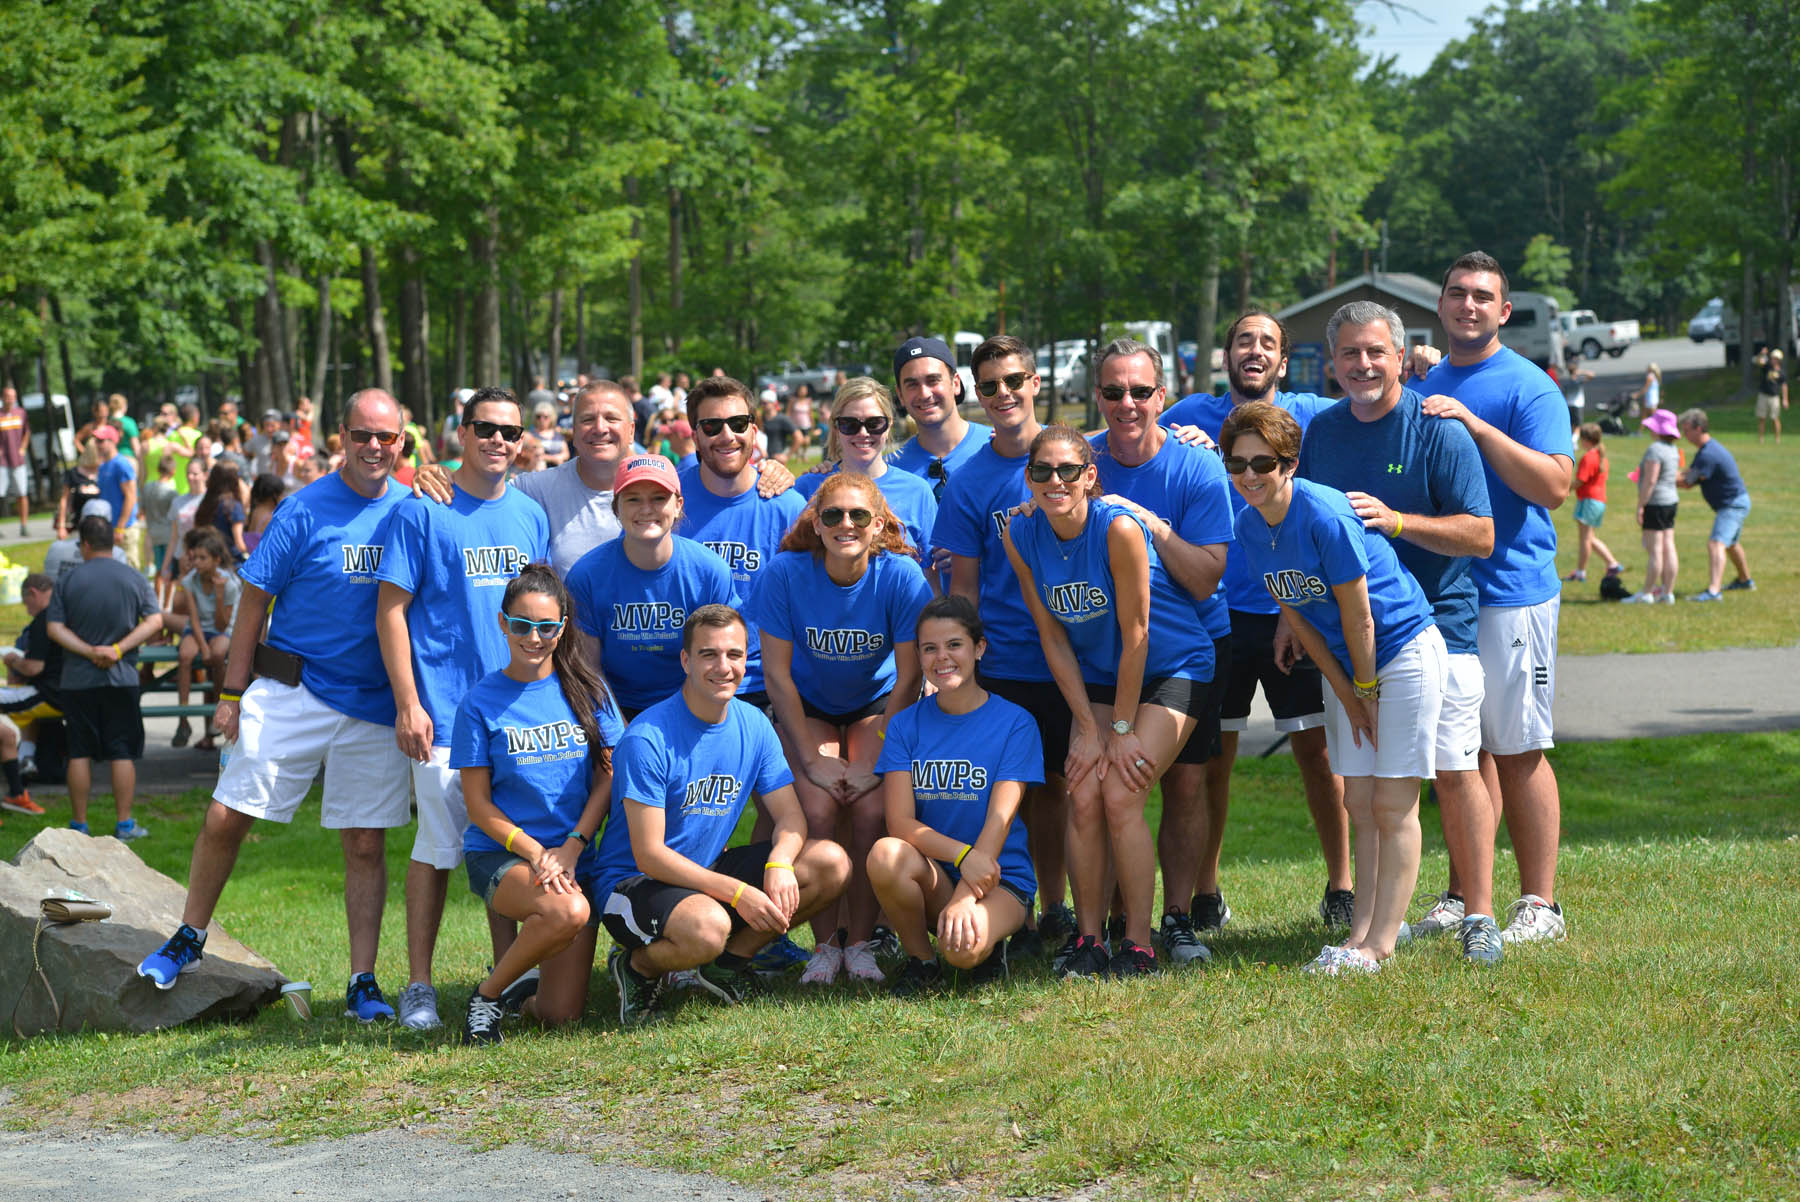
left=697, top=414, right=755, bottom=437
left=833, top=415, right=890, bottom=437
left=347, top=428, right=401, bottom=446
left=469, top=420, right=525, bottom=442
left=926, top=458, right=949, bottom=500
left=1026, top=461, right=1087, bottom=484
left=819, top=506, right=874, bottom=529
left=976, top=371, right=1032, bottom=398
left=1099, top=384, right=1160, bottom=403
left=501, top=615, right=566, bottom=639
left=1222, top=454, right=1289, bottom=475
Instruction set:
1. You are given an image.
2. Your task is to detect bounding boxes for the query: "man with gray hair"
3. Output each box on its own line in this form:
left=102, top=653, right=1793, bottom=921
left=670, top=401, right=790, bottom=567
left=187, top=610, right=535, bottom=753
left=1297, top=301, right=1502, bottom=963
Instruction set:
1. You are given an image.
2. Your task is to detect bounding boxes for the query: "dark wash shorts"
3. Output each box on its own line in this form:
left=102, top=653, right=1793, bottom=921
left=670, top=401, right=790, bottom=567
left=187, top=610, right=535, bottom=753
left=599, top=840, right=774, bottom=950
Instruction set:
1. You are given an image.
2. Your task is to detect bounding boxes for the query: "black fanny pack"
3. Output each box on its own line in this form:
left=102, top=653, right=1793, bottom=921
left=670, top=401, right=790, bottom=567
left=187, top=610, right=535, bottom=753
left=252, top=643, right=305, bottom=688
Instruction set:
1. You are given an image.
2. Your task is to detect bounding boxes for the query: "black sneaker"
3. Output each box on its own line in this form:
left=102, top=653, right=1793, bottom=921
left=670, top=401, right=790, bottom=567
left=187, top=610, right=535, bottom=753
left=1158, top=910, right=1212, bottom=965
left=609, top=947, right=664, bottom=1027
left=1192, top=891, right=1232, bottom=931
left=1038, top=902, right=1077, bottom=947
left=1007, top=926, right=1045, bottom=962
left=1058, top=935, right=1110, bottom=981
left=1320, top=888, right=1356, bottom=929
left=969, top=940, right=1009, bottom=989
left=462, top=990, right=504, bottom=1045
left=1050, top=930, right=1082, bottom=974
left=1107, top=940, right=1159, bottom=978
left=868, top=923, right=903, bottom=964
left=889, top=956, right=943, bottom=999
left=693, top=957, right=758, bottom=1005
left=497, top=967, right=540, bottom=1018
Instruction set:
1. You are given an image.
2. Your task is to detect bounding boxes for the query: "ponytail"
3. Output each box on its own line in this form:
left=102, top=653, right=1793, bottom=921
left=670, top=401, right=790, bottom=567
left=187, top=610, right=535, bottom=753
left=501, top=566, right=614, bottom=776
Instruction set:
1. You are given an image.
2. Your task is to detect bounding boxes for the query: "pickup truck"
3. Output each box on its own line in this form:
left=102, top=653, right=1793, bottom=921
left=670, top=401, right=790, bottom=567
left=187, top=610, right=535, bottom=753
left=1557, top=310, right=1640, bottom=359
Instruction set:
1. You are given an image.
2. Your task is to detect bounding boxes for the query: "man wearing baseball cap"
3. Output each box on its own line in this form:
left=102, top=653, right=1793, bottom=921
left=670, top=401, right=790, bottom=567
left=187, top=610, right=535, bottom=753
left=92, top=425, right=144, bottom=571
left=890, top=337, right=988, bottom=503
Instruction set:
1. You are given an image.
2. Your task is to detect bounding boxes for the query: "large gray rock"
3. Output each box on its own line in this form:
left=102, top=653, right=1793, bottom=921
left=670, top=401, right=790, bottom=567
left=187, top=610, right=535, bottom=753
left=2, top=827, right=285, bottom=1037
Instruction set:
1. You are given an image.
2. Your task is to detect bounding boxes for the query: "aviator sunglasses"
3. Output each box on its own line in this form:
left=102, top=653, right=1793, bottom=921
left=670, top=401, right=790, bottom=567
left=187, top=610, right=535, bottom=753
left=1026, top=461, right=1087, bottom=484
left=976, top=371, right=1032, bottom=398
left=501, top=614, right=566, bottom=639
left=819, top=506, right=874, bottom=529
left=347, top=428, right=401, bottom=446
left=833, top=415, right=891, bottom=437
left=1222, top=454, right=1289, bottom=475
left=697, top=414, right=755, bottom=436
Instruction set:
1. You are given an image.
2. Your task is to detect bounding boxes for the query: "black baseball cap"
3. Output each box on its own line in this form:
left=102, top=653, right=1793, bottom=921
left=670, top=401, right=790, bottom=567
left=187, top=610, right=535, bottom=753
left=892, top=336, right=957, bottom=384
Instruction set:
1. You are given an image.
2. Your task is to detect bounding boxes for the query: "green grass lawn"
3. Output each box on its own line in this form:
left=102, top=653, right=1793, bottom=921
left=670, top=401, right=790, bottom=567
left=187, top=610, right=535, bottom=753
left=4, top=732, right=1797, bottom=1201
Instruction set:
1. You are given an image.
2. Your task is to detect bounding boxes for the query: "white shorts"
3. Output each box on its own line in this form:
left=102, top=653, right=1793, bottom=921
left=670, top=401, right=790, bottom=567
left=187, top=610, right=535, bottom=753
left=410, top=747, right=468, bottom=870
left=1325, top=624, right=1447, bottom=779
left=216, top=679, right=412, bottom=828
left=1477, top=598, right=1558, bottom=754
left=1435, top=652, right=1485, bottom=774
left=0, top=465, right=27, bottom=499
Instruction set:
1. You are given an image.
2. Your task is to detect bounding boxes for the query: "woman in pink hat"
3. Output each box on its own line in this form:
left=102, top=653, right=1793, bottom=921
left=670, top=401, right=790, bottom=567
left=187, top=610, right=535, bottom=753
left=1624, top=408, right=1681, bottom=604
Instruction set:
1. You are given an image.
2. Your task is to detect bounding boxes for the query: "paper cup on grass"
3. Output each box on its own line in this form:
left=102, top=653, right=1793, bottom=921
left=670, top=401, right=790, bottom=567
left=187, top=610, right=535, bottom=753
left=280, top=981, right=313, bottom=1021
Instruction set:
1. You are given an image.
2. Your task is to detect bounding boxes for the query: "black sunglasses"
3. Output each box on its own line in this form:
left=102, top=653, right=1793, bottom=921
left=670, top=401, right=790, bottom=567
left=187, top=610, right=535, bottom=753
left=976, top=371, right=1032, bottom=398
left=1026, top=461, right=1087, bottom=484
left=926, top=457, right=949, bottom=499
left=1099, top=384, right=1160, bottom=403
left=1222, top=454, right=1289, bottom=475
left=819, top=506, right=874, bottom=529
left=833, top=415, right=891, bottom=437
left=469, top=419, right=525, bottom=443
left=347, top=428, right=401, bottom=446
left=697, top=414, right=755, bottom=436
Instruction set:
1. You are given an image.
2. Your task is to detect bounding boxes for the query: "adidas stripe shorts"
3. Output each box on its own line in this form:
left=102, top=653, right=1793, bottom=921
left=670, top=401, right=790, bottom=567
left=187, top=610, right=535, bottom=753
left=1476, top=598, right=1558, bottom=755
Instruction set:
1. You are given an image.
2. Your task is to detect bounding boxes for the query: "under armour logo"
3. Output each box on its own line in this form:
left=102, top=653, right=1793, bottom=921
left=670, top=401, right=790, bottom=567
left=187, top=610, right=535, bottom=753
left=1387, top=463, right=1404, bottom=474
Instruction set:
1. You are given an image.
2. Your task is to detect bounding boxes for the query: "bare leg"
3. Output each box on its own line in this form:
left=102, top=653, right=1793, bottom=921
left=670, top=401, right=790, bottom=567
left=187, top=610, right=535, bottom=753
left=1639, top=528, right=1661, bottom=596
left=1197, top=737, right=1236, bottom=896
left=1727, top=542, right=1751, bottom=582
left=867, top=837, right=946, bottom=961
left=1660, top=529, right=1679, bottom=595
left=1024, top=778, right=1069, bottom=910
left=110, top=757, right=136, bottom=825
left=1575, top=523, right=1593, bottom=574
left=525, top=925, right=600, bottom=1027
left=341, top=827, right=388, bottom=976
left=180, top=802, right=257, bottom=928
left=1434, top=768, right=1495, bottom=919
left=1359, top=777, right=1423, bottom=959
left=1706, top=540, right=1727, bottom=593
left=1340, top=776, right=1376, bottom=947
left=1156, top=762, right=1209, bottom=912
left=1492, top=750, right=1560, bottom=904
left=405, top=861, right=451, bottom=986
left=1065, top=775, right=1109, bottom=937
left=1291, top=727, right=1350, bottom=891
left=1588, top=529, right=1619, bottom=571
left=479, top=865, right=589, bottom=997
left=67, top=758, right=91, bottom=827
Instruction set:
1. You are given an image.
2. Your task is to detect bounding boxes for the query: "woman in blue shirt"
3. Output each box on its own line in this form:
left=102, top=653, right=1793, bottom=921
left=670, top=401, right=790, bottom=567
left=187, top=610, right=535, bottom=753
left=1220, top=401, right=1447, bottom=976
left=751, top=470, right=932, bottom=986
left=869, top=596, right=1042, bottom=996
left=796, top=376, right=938, bottom=568
left=1001, top=425, right=1213, bottom=981
left=453, top=565, right=624, bottom=1043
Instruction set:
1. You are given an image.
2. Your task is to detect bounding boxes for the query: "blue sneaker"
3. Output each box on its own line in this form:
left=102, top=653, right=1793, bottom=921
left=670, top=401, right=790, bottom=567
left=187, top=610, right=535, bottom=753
left=751, top=933, right=810, bottom=975
left=68, top=821, right=89, bottom=834
left=344, top=972, right=395, bottom=1022
left=137, top=924, right=207, bottom=989
left=114, top=818, right=150, bottom=841
left=1687, top=590, right=1723, bottom=603
left=1724, top=577, right=1755, bottom=591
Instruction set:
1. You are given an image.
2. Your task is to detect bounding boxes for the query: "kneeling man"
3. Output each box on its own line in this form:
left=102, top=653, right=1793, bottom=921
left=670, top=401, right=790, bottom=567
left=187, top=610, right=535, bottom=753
left=591, top=604, right=849, bottom=1025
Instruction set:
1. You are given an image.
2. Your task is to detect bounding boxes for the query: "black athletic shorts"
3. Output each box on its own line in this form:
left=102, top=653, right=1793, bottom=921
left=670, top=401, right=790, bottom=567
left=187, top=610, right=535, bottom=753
left=978, top=673, right=1071, bottom=780
left=800, top=691, right=891, bottom=727
left=61, top=686, right=145, bottom=762
left=1170, top=636, right=1229, bottom=765
left=598, top=839, right=775, bottom=951
left=1219, top=610, right=1326, bottom=731
left=1640, top=502, right=1678, bottom=532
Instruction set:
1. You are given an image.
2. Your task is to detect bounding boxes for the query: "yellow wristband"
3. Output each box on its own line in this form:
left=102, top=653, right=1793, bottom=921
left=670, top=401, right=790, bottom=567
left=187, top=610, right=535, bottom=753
left=729, top=882, right=746, bottom=908
left=953, top=844, right=972, bottom=868
left=504, top=826, right=522, bottom=852
left=112, top=643, right=123, bottom=658
left=1391, top=513, right=1403, bottom=538
left=218, top=691, right=242, bottom=702
left=1353, top=678, right=1377, bottom=690
left=765, top=861, right=794, bottom=872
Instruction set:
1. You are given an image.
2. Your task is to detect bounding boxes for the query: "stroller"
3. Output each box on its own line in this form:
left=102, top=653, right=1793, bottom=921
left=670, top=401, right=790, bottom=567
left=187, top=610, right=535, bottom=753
left=1595, top=387, right=1636, bottom=436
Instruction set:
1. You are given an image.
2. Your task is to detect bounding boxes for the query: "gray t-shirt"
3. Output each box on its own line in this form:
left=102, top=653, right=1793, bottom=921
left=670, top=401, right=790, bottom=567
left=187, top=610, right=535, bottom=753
left=47, top=556, right=159, bottom=689
left=181, top=568, right=242, bottom=638
left=1641, top=440, right=1681, bottom=506
left=513, top=458, right=621, bottom=577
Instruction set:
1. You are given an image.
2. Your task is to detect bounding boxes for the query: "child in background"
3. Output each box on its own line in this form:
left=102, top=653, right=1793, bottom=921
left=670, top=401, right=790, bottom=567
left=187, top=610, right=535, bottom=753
left=242, top=473, right=287, bottom=556
left=170, top=528, right=241, bottom=752
left=140, top=454, right=180, bottom=604
left=1567, top=423, right=1623, bottom=582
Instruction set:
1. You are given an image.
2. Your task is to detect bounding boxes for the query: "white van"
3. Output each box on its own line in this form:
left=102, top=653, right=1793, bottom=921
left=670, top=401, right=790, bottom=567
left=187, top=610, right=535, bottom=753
left=20, top=392, right=77, bottom=469
left=1496, top=292, right=1565, bottom=369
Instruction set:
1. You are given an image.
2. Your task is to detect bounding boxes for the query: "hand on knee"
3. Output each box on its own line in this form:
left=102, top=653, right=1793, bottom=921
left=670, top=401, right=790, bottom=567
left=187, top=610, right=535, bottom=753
left=940, top=940, right=989, bottom=972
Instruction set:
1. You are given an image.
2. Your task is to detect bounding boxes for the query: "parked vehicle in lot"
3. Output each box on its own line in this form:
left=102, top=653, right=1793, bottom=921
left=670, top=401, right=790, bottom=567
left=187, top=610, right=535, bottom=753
left=1687, top=290, right=1799, bottom=363
left=1496, top=291, right=1566, bottom=369
left=1557, top=309, right=1641, bottom=359
left=1688, top=297, right=1726, bottom=342
left=20, top=392, right=77, bottom=470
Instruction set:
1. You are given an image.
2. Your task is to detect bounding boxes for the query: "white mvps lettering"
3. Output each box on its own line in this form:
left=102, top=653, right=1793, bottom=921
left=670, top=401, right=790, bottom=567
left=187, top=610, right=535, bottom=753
left=612, top=602, right=686, bottom=630
left=1045, top=581, right=1108, bottom=616
left=682, top=773, right=742, bottom=811
left=462, top=546, right=533, bottom=577
left=804, top=627, right=885, bottom=655
left=1262, top=569, right=1329, bottom=602
left=502, top=720, right=588, bottom=756
left=342, top=544, right=384, bottom=574
left=910, top=759, right=988, bottom=792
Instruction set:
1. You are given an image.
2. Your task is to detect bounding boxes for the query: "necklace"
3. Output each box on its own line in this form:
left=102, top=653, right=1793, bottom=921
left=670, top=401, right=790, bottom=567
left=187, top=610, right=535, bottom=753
left=1267, top=518, right=1282, bottom=551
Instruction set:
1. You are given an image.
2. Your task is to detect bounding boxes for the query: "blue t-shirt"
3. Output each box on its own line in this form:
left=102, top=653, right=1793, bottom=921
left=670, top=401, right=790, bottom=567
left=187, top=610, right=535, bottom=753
left=1009, top=498, right=1214, bottom=686
left=1160, top=389, right=1334, bottom=614
left=242, top=473, right=408, bottom=725
left=1091, top=430, right=1236, bottom=639
left=796, top=464, right=938, bottom=564
left=929, top=441, right=1048, bottom=682
left=1233, top=477, right=1435, bottom=675
left=451, top=671, right=626, bottom=859
left=889, top=427, right=992, bottom=502
left=589, top=694, right=795, bottom=898
left=97, top=455, right=138, bottom=527
left=875, top=693, right=1042, bottom=897
left=566, top=537, right=737, bottom=713
left=1686, top=439, right=1748, bottom=510
left=748, top=549, right=933, bottom=715
left=677, top=465, right=807, bottom=694
left=1296, top=389, right=1490, bottom=655
left=1419, top=347, right=1569, bottom=607
left=376, top=486, right=551, bottom=744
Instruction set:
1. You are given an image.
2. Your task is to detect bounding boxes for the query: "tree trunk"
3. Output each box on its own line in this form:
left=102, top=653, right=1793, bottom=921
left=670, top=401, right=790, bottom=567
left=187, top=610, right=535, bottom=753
left=398, top=244, right=431, bottom=424
left=1195, top=253, right=1220, bottom=396
left=547, top=287, right=564, bottom=387
left=48, top=294, right=77, bottom=412
left=228, top=298, right=254, bottom=414
left=473, top=208, right=502, bottom=387
left=627, top=176, right=644, bottom=383
left=309, top=274, right=331, bottom=403
left=574, top=282, right=587, bottom=378
left=450, top=288, right=468, bottom=393
left=1740, top=18, right=1758, bottom=387
left=256, top=240, right=294, bottom=411
left=359, top=245, right=393, bottom=396
left=666, top=185, right=683, bottom=355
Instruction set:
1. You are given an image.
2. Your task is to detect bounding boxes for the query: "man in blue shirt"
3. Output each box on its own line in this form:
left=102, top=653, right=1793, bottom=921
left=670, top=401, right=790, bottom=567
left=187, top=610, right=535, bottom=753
left=1418, top=252, right=1573, bottom=944
left=597, top=605, right=850, bottom=1025
left=1159, top=312, right=1349, bottom=935
left=1299, top=302, right=1502, bottom=963
left=890, top=336, right=989, bottom=506
left=93, top=426, right=143, bottom=572
left=1676, top=408, right=1755, bottom=599
left=137, top=389, right=413, bottom=1021
left=376, top=385, right=551, bottom=1030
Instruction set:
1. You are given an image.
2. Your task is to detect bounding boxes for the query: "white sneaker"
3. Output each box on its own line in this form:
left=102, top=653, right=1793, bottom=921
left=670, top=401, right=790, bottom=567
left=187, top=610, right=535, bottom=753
left=1300, top=944, right=1349, bottom=974
left=1335, top=948, right=1382, bottom=975
left=799, top=941, right=843, bottom=985
left=1411, top=892, right=1466, bottom=938
left=1500, top=894, right=1568, bottom=943
left=397, top=981, right=441, bottom=1030
left=842, top=940, right=886, bottom=983
left=1658, top=591, right=1676, bottom=605
left=1620, top=591, right=1656, bottom=604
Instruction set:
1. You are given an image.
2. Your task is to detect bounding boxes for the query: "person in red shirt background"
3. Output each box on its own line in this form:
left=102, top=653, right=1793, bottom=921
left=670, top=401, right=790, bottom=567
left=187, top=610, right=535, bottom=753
left=1566, top=421, right=1623, bottom=582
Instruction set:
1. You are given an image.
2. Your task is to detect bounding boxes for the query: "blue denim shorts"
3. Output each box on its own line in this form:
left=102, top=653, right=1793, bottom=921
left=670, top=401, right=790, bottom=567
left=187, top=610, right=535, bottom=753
left=1709, top=498, right=1751, bottom=547
left=465, top=848, right=529, bottom=905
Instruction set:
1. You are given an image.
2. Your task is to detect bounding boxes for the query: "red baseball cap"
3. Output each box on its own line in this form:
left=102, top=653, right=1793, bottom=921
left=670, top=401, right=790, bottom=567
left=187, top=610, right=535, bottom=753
left=91, top=424, right=122, bottom=443
left=614, top=453, right=681, bottom=496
